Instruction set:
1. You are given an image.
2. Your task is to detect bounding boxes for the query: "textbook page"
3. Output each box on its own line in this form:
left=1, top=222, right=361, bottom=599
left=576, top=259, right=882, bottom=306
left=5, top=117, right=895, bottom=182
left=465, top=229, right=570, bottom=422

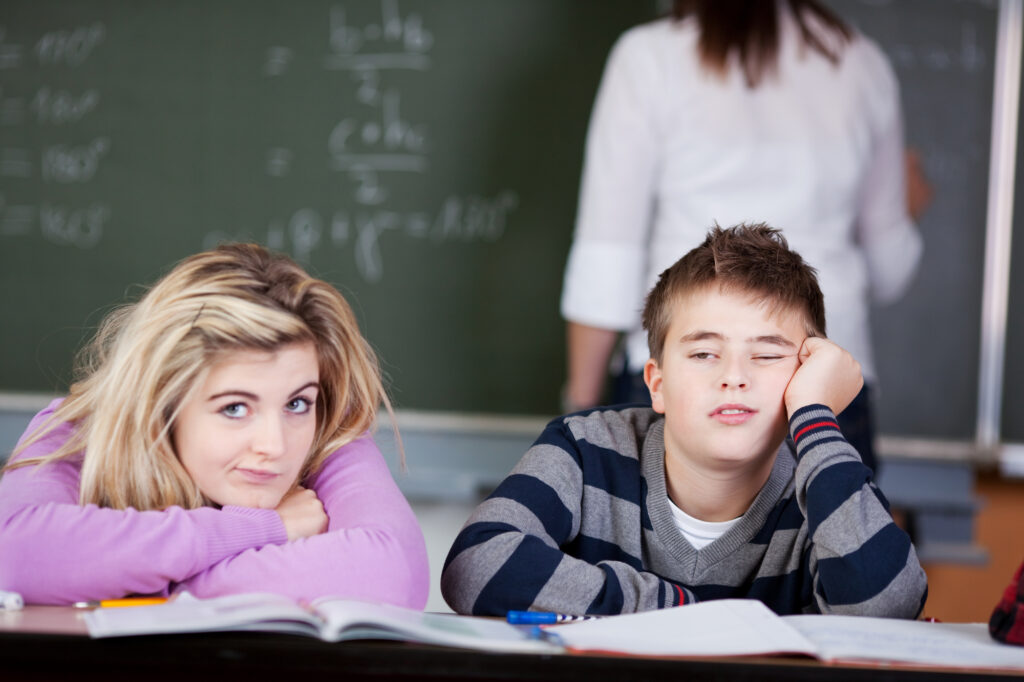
left=784, top=615, right=1024, bottom=670
left=549, top=599, right=817, bottom=657
left=85, top=592, right=321, bottom=638
left=85, top=593, right=561, bottom=654
left=313, top=598, right=559, bottom=653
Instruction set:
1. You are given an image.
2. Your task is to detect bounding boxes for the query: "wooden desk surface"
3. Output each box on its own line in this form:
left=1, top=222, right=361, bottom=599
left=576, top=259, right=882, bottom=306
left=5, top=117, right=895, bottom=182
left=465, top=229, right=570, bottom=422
left=0, top=606, right=1020, bottom=682
left=0, top=605, right=89, bottom=636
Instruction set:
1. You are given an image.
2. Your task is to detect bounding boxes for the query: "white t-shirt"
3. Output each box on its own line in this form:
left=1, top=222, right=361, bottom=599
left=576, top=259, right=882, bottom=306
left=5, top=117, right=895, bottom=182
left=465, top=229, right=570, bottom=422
left=561, top=9, right=922, bottom=382
left=666, top=496, right=741, bottom=550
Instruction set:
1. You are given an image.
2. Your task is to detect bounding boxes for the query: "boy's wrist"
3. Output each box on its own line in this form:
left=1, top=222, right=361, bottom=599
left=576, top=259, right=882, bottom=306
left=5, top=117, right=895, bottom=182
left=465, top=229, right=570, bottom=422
left=785, top=395, right=824, bottom=418
left=788, top=404, right=840, bottom=447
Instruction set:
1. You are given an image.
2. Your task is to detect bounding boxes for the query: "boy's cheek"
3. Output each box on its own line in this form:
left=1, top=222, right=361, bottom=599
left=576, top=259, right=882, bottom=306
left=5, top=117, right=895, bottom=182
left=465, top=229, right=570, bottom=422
left=778, top=363, right=803, bottom=401
left=776, top=359, right=802, bottom=383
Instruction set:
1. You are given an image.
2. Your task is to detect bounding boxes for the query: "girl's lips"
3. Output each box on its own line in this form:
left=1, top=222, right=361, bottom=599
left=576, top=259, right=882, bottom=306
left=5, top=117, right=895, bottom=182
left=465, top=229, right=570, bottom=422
left=235, top=468, right=280, bottom=483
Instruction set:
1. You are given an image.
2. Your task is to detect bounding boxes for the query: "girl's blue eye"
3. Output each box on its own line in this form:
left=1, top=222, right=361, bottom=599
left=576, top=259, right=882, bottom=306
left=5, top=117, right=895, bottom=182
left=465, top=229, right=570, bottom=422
left=287, top=397, right=312, bottom=414
left=222, top=403, right=248, bottom=418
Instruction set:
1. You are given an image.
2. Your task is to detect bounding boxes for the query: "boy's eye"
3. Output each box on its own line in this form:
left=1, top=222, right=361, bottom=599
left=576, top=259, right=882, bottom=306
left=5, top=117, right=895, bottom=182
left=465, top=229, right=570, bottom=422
left=286, top=397, right=312, bottom=414
left=221, top=403, right=249, bottom=418
left=753, top=354, right=784, bottom=362
left=690, top=352, right=716, bottom=361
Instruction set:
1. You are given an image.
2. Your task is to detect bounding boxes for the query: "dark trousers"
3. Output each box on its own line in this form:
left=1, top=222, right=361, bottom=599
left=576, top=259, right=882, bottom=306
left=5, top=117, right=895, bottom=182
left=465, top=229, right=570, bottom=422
left=611, top=370, right=878, bottom=473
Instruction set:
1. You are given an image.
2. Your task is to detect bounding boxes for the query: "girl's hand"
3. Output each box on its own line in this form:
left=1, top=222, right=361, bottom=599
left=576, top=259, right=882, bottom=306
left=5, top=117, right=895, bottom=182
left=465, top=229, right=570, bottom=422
left=275, top=487, right=328, bottom=541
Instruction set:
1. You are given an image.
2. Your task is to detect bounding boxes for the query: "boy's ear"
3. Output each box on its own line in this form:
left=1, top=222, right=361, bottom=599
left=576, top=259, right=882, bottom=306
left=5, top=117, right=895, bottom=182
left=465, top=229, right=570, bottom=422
left=644, top=358, right=666, bottom=414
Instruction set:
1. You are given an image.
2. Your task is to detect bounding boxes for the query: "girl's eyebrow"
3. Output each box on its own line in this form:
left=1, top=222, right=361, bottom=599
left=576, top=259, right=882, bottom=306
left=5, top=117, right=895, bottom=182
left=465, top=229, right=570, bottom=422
left=208, top=390, right=258, bottom=402
left=207, top=381, right=318, bottom=403
left=288, top=381, right=319, bottom=397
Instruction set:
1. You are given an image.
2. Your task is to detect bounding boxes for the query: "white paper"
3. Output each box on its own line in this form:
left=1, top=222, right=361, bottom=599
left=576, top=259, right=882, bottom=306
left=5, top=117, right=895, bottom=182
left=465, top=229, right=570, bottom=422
left=552, top=599, right=1024, bottom=671
left=784, top=614, right=1024, bottom=670
left=550, top=599, right=818, bottom=657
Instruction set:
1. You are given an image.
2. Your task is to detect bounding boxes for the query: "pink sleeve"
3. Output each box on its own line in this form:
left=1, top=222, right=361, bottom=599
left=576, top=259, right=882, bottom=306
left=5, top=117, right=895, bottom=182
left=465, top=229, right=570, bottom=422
left=0, top=401, right=288, bottom=604
left=176, top=435, right=430, bottom=609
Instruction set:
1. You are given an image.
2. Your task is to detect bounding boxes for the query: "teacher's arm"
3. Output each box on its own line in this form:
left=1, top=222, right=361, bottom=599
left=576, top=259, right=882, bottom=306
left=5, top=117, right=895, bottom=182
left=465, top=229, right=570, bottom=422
left=561, top=28, right=663, bottom=406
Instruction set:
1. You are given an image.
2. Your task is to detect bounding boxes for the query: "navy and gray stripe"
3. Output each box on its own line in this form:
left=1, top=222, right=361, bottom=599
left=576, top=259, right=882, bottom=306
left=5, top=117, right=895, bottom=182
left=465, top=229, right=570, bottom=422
left=441, top=405, right=926, bottom=618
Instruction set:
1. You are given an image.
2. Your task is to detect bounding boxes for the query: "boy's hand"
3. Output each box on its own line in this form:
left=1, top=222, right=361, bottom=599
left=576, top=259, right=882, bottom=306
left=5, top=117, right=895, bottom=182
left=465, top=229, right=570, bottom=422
left=784, top=337, right=864, bottom=417
left=275, top=486, right=328, bottom=541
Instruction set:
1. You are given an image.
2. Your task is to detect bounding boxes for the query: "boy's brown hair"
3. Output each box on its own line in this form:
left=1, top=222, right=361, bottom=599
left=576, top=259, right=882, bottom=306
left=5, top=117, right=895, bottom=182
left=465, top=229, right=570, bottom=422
left=642, top=223, right=826, bottom=363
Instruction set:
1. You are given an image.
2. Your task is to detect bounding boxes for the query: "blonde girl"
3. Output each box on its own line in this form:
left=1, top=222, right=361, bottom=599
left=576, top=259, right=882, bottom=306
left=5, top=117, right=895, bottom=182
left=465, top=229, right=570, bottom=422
left=0, top=243, right=428, bottom=606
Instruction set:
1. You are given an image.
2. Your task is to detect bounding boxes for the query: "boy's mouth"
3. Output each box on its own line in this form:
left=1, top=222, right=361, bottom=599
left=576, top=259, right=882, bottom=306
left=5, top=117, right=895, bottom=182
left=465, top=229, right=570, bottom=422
left=710, top=404, right=756, bottom=424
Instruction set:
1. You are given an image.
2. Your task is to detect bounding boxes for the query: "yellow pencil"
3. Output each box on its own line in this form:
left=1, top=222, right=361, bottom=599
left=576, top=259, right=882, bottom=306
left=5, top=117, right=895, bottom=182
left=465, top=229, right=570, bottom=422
left=74, top=597, right=169, bottom=608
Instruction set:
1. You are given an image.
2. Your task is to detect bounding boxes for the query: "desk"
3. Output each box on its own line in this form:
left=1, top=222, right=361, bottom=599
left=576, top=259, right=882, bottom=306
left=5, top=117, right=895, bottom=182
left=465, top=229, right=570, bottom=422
left=0, top=607, right=1018, bottom=681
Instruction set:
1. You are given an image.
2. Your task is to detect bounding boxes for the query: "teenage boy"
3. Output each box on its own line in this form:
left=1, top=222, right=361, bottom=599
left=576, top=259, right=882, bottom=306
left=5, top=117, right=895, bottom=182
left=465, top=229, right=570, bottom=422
left=441, top=224, right=926, bottom=617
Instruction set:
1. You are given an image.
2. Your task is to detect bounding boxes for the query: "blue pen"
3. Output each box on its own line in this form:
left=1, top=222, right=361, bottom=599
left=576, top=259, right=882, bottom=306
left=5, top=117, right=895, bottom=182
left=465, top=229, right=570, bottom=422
left=528, top=625, right=566, bottom=647
left=507, top=610, right=599, bottom=624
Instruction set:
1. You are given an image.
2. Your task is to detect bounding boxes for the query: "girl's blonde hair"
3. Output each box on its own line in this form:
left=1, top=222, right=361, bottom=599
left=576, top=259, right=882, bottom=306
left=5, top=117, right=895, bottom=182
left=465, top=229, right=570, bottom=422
left=9, top=243, right=394, bottom=510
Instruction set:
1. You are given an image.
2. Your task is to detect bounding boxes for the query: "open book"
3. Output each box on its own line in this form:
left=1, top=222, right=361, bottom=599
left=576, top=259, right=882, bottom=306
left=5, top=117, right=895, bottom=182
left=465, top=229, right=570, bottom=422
left=84, top=593, right=559, bottom=655
left=546, top=599, right=1024, bottom=671
left=84, top=595, right=1024, bottom=670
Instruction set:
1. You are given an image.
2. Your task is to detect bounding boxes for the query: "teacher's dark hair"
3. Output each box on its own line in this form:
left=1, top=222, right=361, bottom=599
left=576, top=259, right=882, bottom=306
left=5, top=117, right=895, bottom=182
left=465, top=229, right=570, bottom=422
left=672, top=0, right=852, bottom=87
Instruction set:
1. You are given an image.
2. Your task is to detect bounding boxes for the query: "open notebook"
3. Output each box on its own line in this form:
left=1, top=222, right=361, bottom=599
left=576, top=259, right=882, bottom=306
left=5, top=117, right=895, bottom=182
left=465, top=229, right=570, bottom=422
left=84, top=592, right=558, bottom=654
left=85, top=594, right=1024, bottom=671
left=546, top=599, right=1024, bottom=671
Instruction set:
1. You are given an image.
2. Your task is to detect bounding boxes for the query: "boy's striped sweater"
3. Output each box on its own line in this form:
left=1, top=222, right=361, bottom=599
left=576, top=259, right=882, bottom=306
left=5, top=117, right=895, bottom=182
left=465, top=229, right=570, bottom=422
left=441, top=404, right=926, bottom=617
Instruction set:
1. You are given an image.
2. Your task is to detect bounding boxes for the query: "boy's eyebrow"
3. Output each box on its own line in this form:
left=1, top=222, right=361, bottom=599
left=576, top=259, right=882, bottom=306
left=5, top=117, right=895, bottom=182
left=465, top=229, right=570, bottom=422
left=678, top=331, right=796, bottom=348
left=679, top=331, right=724, bottom=342
left=750, top=334, right=797, bottom=348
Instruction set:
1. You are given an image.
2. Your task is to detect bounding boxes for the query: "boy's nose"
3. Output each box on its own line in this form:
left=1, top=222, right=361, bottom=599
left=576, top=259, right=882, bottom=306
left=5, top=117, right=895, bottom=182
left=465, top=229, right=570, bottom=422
left=718, top=357, right=749, bottom=390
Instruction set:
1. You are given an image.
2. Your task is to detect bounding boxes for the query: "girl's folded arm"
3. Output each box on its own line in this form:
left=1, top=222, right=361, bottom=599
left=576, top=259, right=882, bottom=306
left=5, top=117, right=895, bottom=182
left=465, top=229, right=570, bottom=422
left=0, top=453, right=286, bottom=604
left=175, top=436, right=429, bottom=608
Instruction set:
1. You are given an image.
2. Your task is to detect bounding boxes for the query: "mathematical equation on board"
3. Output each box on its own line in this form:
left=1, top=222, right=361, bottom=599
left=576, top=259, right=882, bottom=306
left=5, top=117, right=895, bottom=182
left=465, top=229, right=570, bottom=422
left=836, top=0, right=992, bottom=188
left=0, top=23, right=110, bottom=248
left=0, top=0, right=519, bottom=285
left=205, top=192, right=519, bottom=283
left=0, top=0, right=996, bottom=282
left=245, top=0, right=522, bottom=282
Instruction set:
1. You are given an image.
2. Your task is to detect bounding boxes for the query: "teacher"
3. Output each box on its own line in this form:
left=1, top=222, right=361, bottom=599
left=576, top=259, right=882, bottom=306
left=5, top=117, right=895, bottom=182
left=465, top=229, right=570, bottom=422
left=560, top=0, right=930, bottom=471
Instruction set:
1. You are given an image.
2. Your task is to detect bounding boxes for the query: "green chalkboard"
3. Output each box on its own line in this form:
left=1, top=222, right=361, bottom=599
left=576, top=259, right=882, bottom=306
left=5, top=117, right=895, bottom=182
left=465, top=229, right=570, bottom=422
left=826, top=0, right=997, bottom=442
left=0, top=0, right=658, bottom=414
left=0, top=1, right=1005, bottom=437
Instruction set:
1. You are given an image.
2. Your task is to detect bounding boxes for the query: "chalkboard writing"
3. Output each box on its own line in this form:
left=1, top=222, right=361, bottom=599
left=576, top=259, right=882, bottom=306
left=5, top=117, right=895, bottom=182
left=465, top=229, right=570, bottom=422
left=0, top=1, right=1006, bottom=441
left=0, top=0, right=657, bottom=415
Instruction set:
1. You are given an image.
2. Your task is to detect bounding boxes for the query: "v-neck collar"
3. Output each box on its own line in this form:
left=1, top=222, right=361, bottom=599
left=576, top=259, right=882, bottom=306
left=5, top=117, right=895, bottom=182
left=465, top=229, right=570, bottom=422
left=641, top=418, right=796, bottom=574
